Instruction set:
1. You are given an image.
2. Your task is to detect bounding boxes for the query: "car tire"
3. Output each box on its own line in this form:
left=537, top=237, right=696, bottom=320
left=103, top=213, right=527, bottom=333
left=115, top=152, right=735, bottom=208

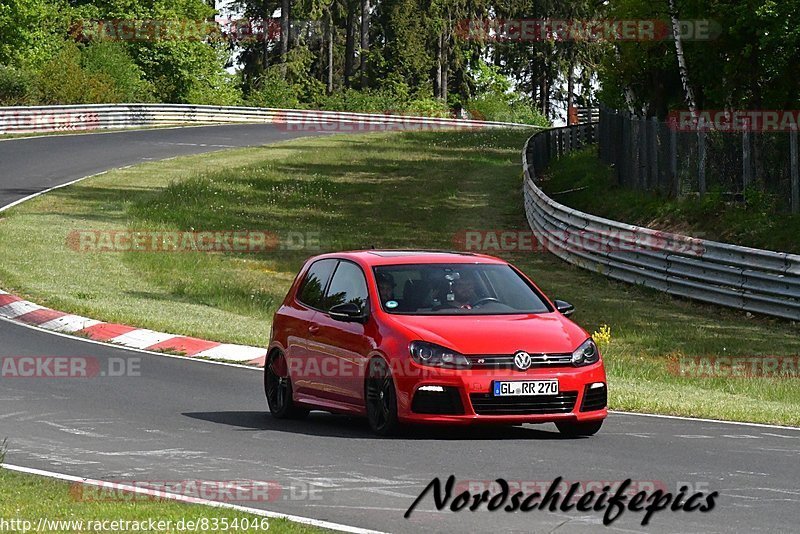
left=365, top=358, right=400, bottom=436
left=265, top=351, right=309, bottom=420
left=556, top=420, right=603, bottom=437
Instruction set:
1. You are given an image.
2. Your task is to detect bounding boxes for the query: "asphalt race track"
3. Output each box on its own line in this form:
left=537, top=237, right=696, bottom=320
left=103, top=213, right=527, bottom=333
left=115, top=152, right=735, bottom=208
left=1, top=125, right=799, bottom=533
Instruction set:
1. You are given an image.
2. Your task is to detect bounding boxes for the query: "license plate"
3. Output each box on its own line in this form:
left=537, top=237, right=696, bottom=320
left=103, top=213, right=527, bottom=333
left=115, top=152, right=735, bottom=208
left=493, top=380, right=559, bottom=396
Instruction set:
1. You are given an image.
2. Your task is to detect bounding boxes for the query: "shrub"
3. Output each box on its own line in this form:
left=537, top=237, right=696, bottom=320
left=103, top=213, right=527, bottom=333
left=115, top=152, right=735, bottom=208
left=316, top=87, right=448, bottom=116
left=81, top=41, right=154, bottom=103
left=405, top=97, right=449, bottom=117
left=185, top=72, right=242, bottom=106
left=33, top=43, right=120, bottom=104
left=467, top=93, right=550, bottom=127
left=245, top=70, right=302, bottom=109
left=0, top=65, right=34, bottom=105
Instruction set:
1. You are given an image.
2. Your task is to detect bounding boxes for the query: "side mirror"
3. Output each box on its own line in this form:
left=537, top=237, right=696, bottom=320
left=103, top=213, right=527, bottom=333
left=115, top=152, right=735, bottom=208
left=329, top=302, right=368, bottom=323
left=554, top=299, right=575, bottom=317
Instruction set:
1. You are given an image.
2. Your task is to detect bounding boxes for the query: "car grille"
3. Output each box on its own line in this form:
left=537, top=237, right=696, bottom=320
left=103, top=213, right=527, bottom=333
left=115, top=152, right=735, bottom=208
left=466, top=353, right=573, bottom=369
left=469, top=391, right=578, bottom=415
left=580, top=384, right=607, bottom=412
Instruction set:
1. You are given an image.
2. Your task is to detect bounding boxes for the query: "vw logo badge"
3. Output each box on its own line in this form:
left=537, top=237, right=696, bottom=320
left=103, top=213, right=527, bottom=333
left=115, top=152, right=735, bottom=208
left=513, top=351, right=532, bottom=371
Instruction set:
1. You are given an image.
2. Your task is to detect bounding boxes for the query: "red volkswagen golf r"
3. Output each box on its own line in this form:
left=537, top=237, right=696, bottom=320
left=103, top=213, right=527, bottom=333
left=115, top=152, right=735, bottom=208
left=265, top=250, right=607, bottom=436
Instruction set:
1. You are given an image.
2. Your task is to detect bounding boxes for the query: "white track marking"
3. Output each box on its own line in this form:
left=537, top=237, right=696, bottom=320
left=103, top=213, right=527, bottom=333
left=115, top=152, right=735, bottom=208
left=1, top=464, right=386, bottom=534
left=194, top=343, right=266, bottom=362
left=611, top=411, right=800, bottom=431
left=0, top=300, right=43, bottom=319
left=0, top=171, right=107, bottom=214
left=38, top=315, right=101, bottom=333
left=110, top=329, right=178, bottom=350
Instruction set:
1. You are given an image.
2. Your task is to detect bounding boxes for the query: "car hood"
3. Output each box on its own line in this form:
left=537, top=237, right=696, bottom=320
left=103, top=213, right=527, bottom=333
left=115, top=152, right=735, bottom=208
left=387, top=313, right=588, bottom=355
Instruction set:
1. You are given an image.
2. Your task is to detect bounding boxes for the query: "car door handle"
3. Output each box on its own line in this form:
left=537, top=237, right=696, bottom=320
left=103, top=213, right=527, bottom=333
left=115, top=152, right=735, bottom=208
left=308, top=325, right=320, bottom=334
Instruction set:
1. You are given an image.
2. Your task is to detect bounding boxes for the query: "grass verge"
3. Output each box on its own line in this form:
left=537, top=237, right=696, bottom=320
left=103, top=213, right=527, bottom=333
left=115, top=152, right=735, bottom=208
left=542, top=147, right=800, bottom=254
left=0, top=130, right=798, bottom=425
left=0, top=468, right=327, bottom=534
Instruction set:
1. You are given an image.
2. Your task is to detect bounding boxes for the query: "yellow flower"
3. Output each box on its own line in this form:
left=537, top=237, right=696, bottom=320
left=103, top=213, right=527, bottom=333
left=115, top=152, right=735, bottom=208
left=592, top=324, right=612, bottom=348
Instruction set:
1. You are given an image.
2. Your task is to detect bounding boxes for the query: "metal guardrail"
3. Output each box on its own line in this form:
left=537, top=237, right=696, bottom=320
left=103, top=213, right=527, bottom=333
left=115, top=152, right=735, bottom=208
left=0, top=104, right=534, bottom=135
left=523, top=124, right=800, bottom=321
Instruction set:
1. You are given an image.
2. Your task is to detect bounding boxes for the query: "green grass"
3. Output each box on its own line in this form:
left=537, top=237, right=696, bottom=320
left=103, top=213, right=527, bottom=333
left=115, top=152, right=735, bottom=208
left=0, top=469, right=327, bottom=534
left=0, top=129, right=799, bottom=425
left=542, top=147, right=800, bottom=254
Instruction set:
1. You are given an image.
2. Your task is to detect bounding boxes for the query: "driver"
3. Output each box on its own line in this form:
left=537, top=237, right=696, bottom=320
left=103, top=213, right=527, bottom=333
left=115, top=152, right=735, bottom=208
left=451, top=277, right=478, bottom=309
left=377, top=272, right=395, bottom=302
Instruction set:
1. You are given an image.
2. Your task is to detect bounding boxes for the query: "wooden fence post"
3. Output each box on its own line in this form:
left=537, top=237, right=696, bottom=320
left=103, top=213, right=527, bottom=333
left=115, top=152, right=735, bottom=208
left=742, top=129, right=751, bottom=195
left=650, top=117, right=659, bottom=191
left=791, top=128, right=799, bottom=214
left=698, top=130, right=707, bottom=196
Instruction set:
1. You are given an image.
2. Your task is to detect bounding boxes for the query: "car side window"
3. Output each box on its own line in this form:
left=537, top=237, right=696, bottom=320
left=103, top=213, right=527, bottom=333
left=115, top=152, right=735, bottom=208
left=325, top=261, right=369, bottom=311
left=297, top=259, right=338, bottom=310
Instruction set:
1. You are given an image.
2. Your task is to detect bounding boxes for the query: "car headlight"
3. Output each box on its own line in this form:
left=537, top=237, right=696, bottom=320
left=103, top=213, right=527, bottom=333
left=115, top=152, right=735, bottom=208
left=571, top=338, right=600, bottom=366
left=409, top=341, right=471, bottom=369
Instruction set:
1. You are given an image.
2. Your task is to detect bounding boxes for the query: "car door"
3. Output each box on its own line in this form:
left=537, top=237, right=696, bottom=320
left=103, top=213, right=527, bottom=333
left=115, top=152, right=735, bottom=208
left=287, top=258, right=337, bottom=398
left=309, top=260, right=374, bottom=407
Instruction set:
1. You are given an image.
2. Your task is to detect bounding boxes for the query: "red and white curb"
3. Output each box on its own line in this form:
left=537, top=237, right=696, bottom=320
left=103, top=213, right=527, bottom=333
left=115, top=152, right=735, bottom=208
left=0, top=289, right=267, bottom=367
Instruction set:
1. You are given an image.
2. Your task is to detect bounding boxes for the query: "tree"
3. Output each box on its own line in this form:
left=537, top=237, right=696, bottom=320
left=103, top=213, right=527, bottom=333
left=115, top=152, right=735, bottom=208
left=359, top=0, right=370, bottom=88
left=280, top=0, right=291, bottom=61
left=343, top=0, right=357, bottom=87
left=667, top=0, right=696, bottom=112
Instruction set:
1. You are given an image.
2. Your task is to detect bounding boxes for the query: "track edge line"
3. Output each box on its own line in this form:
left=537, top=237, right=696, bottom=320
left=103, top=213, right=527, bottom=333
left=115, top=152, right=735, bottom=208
left=0, top=464, right=387, bottom=534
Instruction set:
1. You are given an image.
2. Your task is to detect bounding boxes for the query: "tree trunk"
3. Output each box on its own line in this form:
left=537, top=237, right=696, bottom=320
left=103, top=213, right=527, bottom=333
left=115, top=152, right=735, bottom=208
left=280, top=0, right=290, bottom=63
left=435, top=34, right=442, bottom=99
left=344, top=0, right=356, bottom=88
left=529, top=59, right=538, bottom=108
left=261, top=0, right=271, bottom=73
left=359, top=0, right=370, bottom=89
left=668, top=0, right=697, bottom=113
left=326, top=10, right=334, bottom=95
left=612, top=45, right=636, bottom=112
left=440, top=37, right=448, bottom=104
left=539, top=71, right=548, bottom=116
left=566, top=56, right=575, bottom=124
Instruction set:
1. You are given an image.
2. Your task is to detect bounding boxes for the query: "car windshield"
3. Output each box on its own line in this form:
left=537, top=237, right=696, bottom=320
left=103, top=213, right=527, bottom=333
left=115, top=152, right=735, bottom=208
left=373, top=263, right=551, bottom=315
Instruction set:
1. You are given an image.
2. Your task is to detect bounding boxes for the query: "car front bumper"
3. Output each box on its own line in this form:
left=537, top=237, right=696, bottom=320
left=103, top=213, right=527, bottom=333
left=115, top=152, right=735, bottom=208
left=394, top=361, right=608, bottom=425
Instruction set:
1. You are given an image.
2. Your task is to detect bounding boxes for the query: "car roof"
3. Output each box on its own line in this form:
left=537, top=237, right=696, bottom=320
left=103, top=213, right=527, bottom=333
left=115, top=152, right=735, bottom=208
left=307, top=249, right=509, bottom=267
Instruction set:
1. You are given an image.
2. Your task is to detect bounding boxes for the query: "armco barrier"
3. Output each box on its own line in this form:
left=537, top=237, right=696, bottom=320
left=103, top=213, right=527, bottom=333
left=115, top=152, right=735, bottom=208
left=523, top=124, right=800, bottom=321
left=0, top=104, right=534, bottom=135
